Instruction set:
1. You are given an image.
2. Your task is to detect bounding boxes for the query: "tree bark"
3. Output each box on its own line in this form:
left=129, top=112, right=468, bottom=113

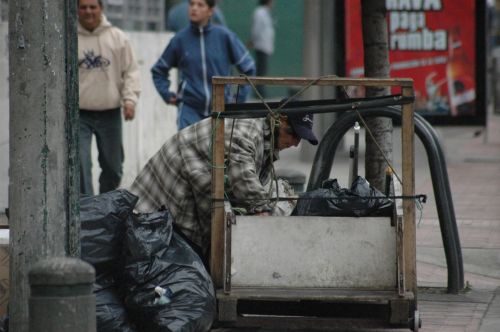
left=361, top=0, right=393, bottom=191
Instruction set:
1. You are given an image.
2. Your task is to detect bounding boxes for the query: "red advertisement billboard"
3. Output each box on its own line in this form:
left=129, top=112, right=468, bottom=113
left=345, top=0, right=484, bottom=123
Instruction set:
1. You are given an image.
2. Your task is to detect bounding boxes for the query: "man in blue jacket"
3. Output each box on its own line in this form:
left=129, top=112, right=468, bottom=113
left=153, top=0, right=256, bottom=130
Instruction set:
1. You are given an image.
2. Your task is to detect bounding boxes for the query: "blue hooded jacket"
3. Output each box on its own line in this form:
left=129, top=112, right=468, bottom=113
left=152, top=22, right=256, bottom=117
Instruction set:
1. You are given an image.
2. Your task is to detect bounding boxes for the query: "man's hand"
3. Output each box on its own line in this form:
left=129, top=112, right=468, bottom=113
left=167, top=95, right=177, bottom=105
left=255, top=211, right=271, bottom=216
left=123, top=101, right=135, bottom=121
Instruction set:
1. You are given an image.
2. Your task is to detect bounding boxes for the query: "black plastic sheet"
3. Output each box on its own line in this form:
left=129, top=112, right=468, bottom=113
left=80, top=190, right=139, bottom=331
left=80, top=190, right=216, bottom=332
left=124, top=211, right=174, bottom=262
left=80, top=189, right=138, bottom=275
left=95, top=287, right=138, bottom=332
left=293, top=176, right=393, bottom=217
left=123, top=212, right=216, bottom=332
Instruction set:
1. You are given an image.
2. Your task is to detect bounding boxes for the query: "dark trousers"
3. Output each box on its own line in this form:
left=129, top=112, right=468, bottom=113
left=255, top=50, right=269, bottom=98
left=79, top=108, right=124, bottom=195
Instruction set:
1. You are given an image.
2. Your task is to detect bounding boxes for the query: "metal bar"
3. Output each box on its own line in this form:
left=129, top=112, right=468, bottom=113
left=349, top=122, right=360, bottom=185
left=212, top=76, right=414, bottom=87
left=215, top=95, right=415, bottom=118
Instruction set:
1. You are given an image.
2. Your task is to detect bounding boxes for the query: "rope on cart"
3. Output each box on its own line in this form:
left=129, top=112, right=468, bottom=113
left=339, top=85, right=404, bottom=186
left=212, top=74, right=419, bottom=213
left=209, top=111, right=225, bottom=170
left=353, top=108, right=403, bottom=186
left=239, top=74, right=328, bottom=207
left=212, top=194, right=427, bottom=204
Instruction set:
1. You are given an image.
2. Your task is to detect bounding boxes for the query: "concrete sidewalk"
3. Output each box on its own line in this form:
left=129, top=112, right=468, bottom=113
left=413, top=118, right=500, bottom=331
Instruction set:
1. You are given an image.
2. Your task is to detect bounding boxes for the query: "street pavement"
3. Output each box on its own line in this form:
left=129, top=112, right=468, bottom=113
left=412, top=115, right=500, bottom=332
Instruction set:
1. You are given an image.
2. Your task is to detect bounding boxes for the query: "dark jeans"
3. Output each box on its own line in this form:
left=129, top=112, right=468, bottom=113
left=255, top=50, right=269, bottom=98
left=79, top=108, right=124, bottom=195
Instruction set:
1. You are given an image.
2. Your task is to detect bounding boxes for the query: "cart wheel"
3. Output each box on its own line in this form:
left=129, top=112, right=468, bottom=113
left=412, top=310, right=421, bottom=332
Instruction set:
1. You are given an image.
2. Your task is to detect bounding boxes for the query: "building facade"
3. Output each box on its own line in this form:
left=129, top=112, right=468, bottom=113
left=102, top=0, right=165, bottom=31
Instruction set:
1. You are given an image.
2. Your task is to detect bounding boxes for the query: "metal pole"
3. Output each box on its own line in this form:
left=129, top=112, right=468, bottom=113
left=493, top=57, right=499, bottom=114
left=349, top=121, right=360, bottom=185
left=8, top=0, right=79, bottom=330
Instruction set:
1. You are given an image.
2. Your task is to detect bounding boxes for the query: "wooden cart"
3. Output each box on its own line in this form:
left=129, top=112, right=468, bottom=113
left=210, top=76, right=419, bottom=331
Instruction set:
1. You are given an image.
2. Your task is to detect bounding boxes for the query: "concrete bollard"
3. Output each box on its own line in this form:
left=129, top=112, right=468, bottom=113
left=29, top=257, right=96, bottom=332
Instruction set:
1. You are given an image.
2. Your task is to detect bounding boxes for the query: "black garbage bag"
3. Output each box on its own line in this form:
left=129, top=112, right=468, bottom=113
left=293, top=176, right=393, bottom=217
left=123, top=211, right=216, bottom=332
left=0, top=315, right=7, bottom=332
left=80, top=189, right=140, bottom=331
left=80, top=189, right=138, bottom=282
left=125, top=210, right=173, bottom=262
left=95, top=286, right=138, bottom=332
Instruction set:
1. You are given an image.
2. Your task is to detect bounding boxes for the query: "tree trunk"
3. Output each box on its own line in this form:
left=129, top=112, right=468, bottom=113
left=361, top=0, right=392, bottom=191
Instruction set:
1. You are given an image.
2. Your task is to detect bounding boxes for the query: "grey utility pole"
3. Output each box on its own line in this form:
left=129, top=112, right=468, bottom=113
left=8, top=0, right=79, bottom=331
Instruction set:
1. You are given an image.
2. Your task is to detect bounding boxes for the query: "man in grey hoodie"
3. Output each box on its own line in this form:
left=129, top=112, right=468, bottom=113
left=78, top=0, right=141, bottom=195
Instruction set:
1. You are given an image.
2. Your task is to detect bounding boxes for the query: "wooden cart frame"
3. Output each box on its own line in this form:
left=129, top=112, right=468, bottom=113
left=210, top=76, right=418, bottom=330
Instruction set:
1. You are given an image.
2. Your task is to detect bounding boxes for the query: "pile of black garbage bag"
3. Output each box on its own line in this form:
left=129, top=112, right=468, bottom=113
left=80, top=189, right=216, bottom=332
left=292, top=176, right=394, bottom=217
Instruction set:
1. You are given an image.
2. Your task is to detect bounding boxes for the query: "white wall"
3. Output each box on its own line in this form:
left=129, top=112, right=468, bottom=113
left=0, top=28, right=178, bottom=209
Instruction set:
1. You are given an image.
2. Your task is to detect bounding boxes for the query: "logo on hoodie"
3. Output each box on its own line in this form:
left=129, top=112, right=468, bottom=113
left=79, top=50, right=110, bottom=70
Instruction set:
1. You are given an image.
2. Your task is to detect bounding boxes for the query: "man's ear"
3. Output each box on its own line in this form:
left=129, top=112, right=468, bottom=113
left=278, top=114, right=288, bottom=127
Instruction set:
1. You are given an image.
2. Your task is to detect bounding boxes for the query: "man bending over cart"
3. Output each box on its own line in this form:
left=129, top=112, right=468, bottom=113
left=129, top=114, right=318, bottom=259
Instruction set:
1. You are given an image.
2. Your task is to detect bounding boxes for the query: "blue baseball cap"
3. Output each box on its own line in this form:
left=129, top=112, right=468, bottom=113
left=287, top=113, right=318, bottom=145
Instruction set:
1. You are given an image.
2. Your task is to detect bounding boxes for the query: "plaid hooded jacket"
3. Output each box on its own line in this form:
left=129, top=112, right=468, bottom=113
left=129, top=117, right=278, bottom=252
